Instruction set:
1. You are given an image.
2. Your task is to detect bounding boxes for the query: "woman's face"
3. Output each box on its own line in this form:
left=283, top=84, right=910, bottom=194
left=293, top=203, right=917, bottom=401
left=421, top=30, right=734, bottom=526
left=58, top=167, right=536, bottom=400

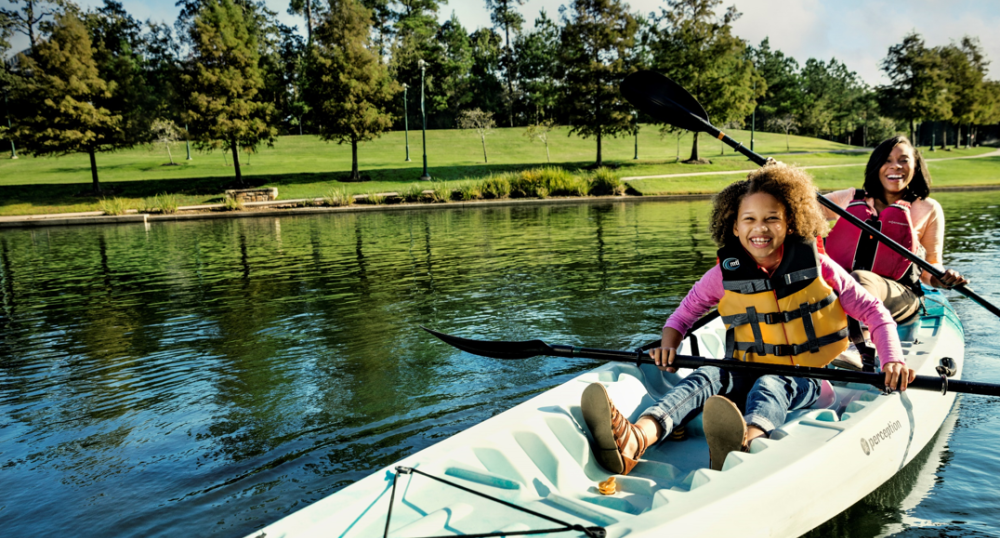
left=879, top=143, right=915, bottom=199
left=733, top=192, right=789, bottom=270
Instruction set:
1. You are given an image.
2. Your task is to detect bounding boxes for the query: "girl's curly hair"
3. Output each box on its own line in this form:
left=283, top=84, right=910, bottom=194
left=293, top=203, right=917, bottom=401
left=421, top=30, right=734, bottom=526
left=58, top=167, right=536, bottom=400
left=709, top=164, right=829, bottom=247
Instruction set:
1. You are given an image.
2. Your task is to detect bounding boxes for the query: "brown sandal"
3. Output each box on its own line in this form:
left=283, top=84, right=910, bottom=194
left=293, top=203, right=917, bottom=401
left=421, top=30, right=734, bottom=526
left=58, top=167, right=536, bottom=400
left=581, top=383, right=648, bottom=475
left=703, top=395, right=747, bottom=471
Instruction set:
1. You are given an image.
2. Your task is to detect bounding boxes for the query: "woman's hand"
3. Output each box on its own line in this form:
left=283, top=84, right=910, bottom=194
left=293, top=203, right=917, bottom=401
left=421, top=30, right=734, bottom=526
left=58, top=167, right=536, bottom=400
left=933, top=268, right=969, bottom=289
left=882, top=361, right=916, bottom=391
left=648, top=347, right=678, bottom=373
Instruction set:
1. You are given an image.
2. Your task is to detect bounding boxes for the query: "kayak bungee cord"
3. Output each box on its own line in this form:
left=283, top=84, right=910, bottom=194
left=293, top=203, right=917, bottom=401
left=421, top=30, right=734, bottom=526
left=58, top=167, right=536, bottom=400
left=383, top=466, right=606, bottom=538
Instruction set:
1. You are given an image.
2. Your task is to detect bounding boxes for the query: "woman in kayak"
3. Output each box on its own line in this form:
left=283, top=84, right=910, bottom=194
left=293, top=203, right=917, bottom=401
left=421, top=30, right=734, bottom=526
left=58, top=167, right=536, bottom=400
left=822, top=136, right=968, bottom=324
left=582, top=163, right=915, bottom=476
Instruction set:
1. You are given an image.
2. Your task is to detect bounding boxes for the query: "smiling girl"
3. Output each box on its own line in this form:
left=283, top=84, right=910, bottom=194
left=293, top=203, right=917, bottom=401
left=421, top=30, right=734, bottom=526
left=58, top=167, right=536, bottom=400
left=581, top=164, right=913, bottom=476
left=823, top=136, right=968, bottom=324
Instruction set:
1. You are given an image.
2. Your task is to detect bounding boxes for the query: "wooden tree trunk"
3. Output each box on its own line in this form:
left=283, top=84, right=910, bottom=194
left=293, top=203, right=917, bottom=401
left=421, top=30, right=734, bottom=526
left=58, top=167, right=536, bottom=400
left=940, top=125, right=947, bottom=149
left=689, top=132, right=700, bottom=162
left=480, top=133, right=488, bottom=163
left=909, top=118, right=915, bottom=143
left=351, top=138, right=360, bottom=181
left=231, top=141, right=243, bottom=185
left=89, top=148, right=100, bottom=194
left=596, top=130, right=603, bottom=167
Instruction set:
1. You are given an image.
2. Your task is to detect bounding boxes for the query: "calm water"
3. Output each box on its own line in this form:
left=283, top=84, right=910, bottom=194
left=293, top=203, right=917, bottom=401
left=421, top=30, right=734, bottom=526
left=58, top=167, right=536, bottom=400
left=1, top=195, right=998, bottom=537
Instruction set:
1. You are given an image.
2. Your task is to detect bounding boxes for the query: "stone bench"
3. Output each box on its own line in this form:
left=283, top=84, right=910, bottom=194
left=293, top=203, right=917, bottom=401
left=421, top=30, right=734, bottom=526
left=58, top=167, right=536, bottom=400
left=225, top=188, right=278, bottom=203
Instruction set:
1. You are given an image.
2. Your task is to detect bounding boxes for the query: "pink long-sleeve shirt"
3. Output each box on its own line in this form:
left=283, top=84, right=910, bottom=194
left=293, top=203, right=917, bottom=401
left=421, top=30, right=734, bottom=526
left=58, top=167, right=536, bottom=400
left=665, top=253, right=904, bottom=367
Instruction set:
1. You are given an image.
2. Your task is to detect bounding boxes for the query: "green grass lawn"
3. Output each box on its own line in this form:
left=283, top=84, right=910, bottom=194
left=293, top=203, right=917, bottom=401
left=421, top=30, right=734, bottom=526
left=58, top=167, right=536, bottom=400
left=0, top=125, right=996, bottom=216
left=627, top=147, right=998, bottom=195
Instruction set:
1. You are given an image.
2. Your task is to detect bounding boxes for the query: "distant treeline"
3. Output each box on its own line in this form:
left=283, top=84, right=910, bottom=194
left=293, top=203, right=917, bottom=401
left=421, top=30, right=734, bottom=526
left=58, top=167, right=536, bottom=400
left=2, top=0, right=999, bottom=191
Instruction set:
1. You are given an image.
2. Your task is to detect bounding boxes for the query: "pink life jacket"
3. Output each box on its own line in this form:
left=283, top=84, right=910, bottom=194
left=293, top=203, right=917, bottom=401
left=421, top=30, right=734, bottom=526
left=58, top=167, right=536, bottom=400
left=825, top=188, right=918, bottom=282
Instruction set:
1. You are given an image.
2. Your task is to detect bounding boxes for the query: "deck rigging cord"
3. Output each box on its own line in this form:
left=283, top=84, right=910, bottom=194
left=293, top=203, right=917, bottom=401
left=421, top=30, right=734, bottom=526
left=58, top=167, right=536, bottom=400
left=383, top=466, right=606, bottom=538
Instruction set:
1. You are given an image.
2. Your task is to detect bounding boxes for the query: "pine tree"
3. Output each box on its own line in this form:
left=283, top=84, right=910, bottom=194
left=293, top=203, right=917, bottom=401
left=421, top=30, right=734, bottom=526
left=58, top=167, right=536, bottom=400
left=9, top=12, right=124, bottom=193
left=654, top=0, right=763, bottom=163
left=558, top=0, right=638, bottom=167
left=485, top=0, right=526, bottom=127
left=307, top=0, right=398, bottom=181
left=879, top=32, right=952, bottom=143
left=182, top=0, right=276, bottom=186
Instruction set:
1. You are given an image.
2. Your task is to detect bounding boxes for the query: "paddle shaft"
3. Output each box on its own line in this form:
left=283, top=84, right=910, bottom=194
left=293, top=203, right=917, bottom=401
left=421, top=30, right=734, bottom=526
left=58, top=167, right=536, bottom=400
left=548, top=344, right=1000, bottom=396
left=691, top=117, right=1000, bottom=318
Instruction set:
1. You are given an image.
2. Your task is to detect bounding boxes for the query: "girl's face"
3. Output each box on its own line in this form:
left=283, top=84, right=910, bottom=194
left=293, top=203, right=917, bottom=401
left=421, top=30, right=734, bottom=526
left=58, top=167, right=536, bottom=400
left=733, top=192, right=789, bottom=270
left=879, top=144, right=915, bottom=199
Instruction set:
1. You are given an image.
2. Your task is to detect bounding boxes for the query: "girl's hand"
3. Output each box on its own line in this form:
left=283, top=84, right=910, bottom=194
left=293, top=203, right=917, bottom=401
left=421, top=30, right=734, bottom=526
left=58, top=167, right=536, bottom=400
left=882, top=361, right=916, bottom=391
left=649, top=347, right=678, bottom=373
left=934, top=269, right=969, bottom=289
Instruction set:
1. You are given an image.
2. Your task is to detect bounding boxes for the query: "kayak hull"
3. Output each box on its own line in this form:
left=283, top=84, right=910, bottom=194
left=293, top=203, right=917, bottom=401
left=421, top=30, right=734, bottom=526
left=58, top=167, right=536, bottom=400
left=246, top=288, right=963, bottom=538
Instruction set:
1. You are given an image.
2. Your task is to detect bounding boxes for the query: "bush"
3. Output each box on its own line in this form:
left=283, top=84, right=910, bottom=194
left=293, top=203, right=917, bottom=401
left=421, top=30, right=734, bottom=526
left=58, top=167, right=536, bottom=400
left=457, top=181, right=482, bottom=201
left=480, top=173, right=513, bottom=199
left=540, top=167, right=588, bottom=197
left=98, top=197, right=129, bottom=216
left=154, top=193, right=179, bottom=214
left=323, top=188, right=354, bottom=207
left=588, top=167, right=626, bottom=196
left=400, top=185, right=427, bottom=203
left=428, top=182, right=452, bottom=203
left=223, top=196, right=244, bottom=211
left=362, top=190, right=386, bottom=205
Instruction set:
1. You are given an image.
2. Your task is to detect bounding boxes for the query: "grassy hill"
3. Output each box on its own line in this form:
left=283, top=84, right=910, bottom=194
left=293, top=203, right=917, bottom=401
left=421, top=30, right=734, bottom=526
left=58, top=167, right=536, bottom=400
left=0, top=125, right=995, bottom=216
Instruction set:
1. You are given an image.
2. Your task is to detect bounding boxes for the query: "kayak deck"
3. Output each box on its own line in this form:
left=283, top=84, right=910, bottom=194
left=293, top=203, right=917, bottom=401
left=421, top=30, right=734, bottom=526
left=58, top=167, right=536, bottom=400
left=248, top=289, right=962, bottom=538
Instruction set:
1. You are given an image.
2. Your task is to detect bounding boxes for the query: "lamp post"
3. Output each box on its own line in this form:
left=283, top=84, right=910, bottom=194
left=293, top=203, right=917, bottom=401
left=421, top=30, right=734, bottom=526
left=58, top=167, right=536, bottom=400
left=402, top=83, right=411, bottom=162
left=418, top=60, right=430, bottom=180
left=633, top=111, right=638, bottom=160
left=185, top=123, right=192, bottom=161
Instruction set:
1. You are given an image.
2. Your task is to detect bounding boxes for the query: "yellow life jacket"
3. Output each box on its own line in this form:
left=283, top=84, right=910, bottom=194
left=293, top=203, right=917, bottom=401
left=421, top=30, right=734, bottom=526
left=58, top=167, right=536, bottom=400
left=717, top=236, right=849, bottom=367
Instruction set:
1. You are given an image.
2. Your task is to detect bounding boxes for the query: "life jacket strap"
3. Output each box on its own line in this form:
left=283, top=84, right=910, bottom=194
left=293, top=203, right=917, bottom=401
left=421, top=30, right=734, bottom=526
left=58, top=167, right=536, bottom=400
left=721, top=293, right=838, bottom=327
left=722, top=267, right=819, bottom=295
left=723, top=278, right=771, bottom=294
left=729, top=328, right=850, bottom=358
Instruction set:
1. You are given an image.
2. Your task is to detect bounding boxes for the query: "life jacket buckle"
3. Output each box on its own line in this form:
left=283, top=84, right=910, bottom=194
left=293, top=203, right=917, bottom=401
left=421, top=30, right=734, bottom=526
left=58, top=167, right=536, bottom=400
left=762, top=312, right=784, bottom=324
left=771, top=344, right=794, bottom=357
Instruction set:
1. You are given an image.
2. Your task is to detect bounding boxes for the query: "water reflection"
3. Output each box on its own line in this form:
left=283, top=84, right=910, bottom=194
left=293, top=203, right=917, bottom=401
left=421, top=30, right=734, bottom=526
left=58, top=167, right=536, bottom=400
left=1, top=194, right=999, bottom=537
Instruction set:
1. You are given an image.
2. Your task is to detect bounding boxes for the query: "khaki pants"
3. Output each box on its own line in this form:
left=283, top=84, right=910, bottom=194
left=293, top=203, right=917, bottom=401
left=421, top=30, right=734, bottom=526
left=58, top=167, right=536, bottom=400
left=851, top=270, right=921, bottom=323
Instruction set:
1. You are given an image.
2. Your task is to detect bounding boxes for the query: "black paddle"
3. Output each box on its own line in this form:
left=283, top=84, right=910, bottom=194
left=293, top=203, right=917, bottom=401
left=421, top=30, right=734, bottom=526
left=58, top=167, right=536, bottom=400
left=620, top=70, right=1000, bottom=319
left=422, top=326, right=1000, bottom=397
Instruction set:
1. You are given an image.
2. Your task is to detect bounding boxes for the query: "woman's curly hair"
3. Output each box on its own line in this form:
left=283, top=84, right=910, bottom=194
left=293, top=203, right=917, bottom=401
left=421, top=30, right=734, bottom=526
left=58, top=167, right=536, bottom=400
left=709, top=164, right=829, bottom=247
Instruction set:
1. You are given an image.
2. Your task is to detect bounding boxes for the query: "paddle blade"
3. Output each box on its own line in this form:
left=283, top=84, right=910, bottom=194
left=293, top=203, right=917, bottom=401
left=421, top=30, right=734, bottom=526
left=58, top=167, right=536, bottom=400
left=421, top=326, right=554, bottom=360
left=621, top=70, right=710, bottom=133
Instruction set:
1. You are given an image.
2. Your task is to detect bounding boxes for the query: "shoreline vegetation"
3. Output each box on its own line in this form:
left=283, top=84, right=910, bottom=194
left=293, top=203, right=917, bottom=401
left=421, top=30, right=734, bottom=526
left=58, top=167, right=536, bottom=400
left=1, top=128, right=998, bottom=220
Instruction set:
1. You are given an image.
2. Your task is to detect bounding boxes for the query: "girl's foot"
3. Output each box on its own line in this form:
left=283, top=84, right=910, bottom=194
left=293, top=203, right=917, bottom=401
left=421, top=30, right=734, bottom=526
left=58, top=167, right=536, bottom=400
left=703, top=395, right=747, bottom=471
left=581, top=383, right=648, bottom=475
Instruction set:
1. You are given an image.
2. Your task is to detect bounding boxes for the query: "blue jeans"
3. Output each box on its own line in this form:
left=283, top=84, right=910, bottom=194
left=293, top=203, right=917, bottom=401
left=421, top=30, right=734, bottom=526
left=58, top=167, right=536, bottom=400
left=642, top=365, right=821, bottom=435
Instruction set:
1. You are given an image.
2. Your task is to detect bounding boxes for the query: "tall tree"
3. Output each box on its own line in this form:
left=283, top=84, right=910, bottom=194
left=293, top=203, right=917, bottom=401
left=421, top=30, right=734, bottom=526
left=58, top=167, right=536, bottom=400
left=941, top=37, right=988, bottom=148
left=307, top=0, right=398, bottom=181
left=287, top=0, right=316, bottom=46
left=747, top=38, right=801, bottom=131
left=0, top=0, right=65, bottom=54
left=360, top=0, right=394, bottom=60
left=514, top=9, right=560, bottom=124
left=182, top=0, right=276, bottom=185
left=879, top=32, right=952, bottom=142
left=9, top=12, right=125, bottom=193
left=85, top=0, right=155, bottom=147
left=654, top=0, right=763, bottom=162
left=558, top=0, right=638, bottom=167
left=485, top=0, right=526, bottom=127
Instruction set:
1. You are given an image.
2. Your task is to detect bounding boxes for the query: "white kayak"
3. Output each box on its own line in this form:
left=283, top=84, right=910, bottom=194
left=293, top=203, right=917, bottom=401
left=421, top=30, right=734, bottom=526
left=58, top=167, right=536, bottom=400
left=245, top=287, right=963, bottom=538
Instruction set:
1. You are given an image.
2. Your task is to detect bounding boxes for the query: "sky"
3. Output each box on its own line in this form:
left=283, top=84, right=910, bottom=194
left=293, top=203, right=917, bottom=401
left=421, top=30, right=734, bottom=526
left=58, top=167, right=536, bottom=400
left=5, top=0, right=1000, bottom=85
